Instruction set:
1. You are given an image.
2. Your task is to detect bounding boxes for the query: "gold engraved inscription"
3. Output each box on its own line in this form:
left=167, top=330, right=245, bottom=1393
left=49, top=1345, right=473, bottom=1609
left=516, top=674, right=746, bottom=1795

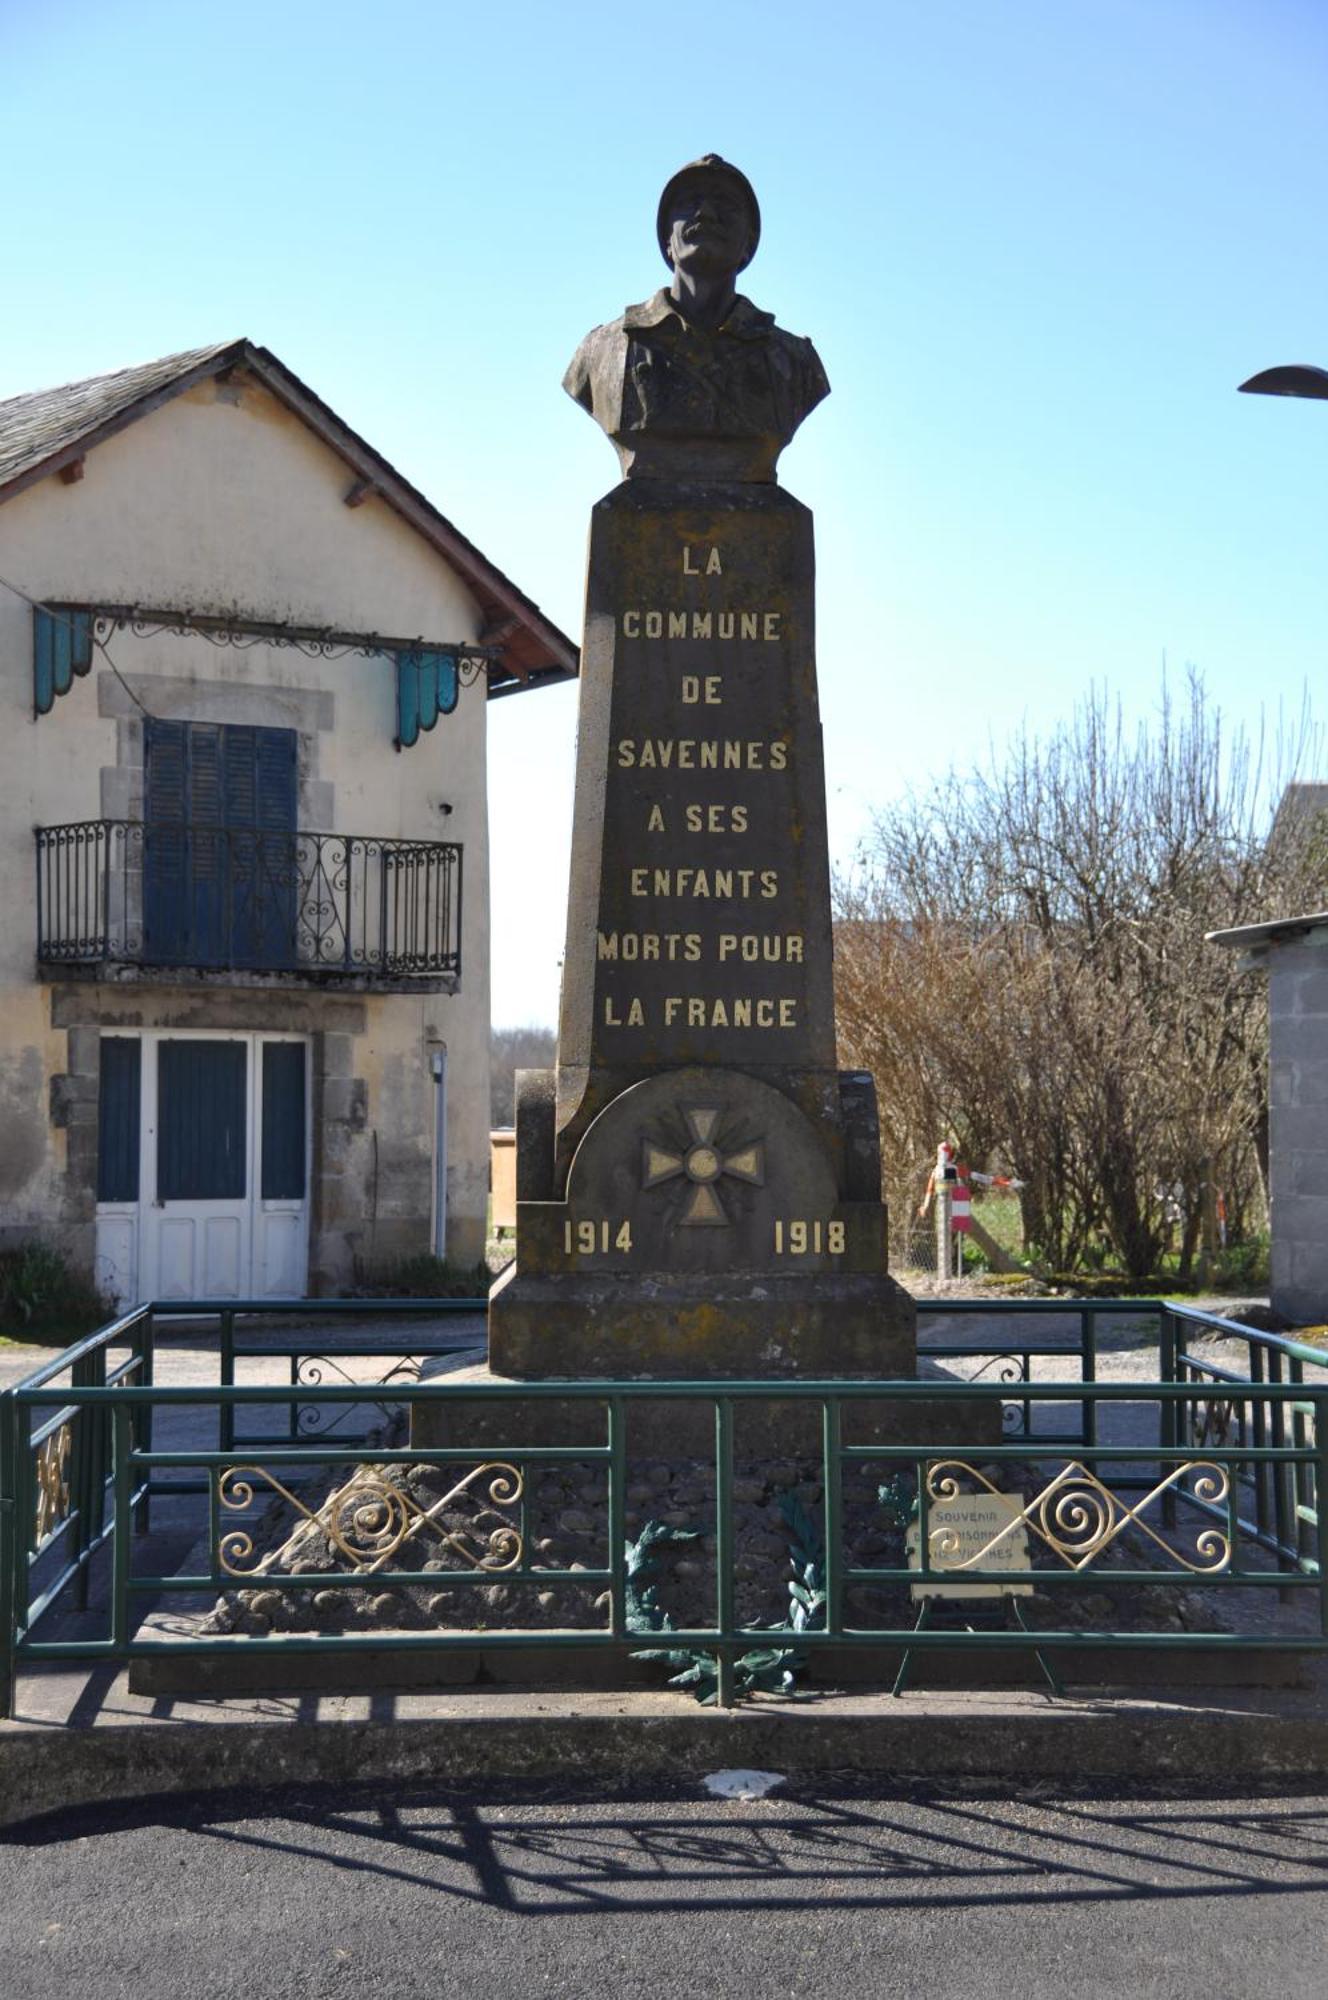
left=629, top=867, right=777, bottom=898
left=597, top=931, right=800, bottom=962
left=616, top=739, right=788, bottom=770
left=684, top=804, right=748, bottom=832
left=774, top=1219, right=846, bottom=1255
left=598, top=932, right=702, bottom=961
left=564, top=1218, right=633, bottom=1254
left=664, top=996, right=798, bottom=1028
left=621, top=609, right=781, bottom=641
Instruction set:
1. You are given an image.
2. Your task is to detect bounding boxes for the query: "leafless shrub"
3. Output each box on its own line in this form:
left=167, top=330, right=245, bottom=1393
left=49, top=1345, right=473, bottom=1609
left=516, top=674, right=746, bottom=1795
left=836, top=673, right=1326, bottom=1281
left=490, top=1023, right=556, bottom=1127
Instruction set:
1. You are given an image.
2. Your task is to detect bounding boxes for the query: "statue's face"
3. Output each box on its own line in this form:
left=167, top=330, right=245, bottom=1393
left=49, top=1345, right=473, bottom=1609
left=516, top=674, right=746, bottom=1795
left=665, top=177, right=754, bottom=278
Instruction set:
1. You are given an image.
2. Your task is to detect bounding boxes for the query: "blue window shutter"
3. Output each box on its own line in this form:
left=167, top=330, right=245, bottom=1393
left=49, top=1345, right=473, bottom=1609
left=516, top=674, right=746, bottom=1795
left=261, top=1043, right=306, bottom=1199
left=397, top=652, right=421, bottom=747
left=223, top=725, right=257, bottom=827
left=188, top=725, right=225, bottom=828
left=33, top=608, right=94, bottom=716
left=34, top=610, right=55, bottom=715
left=247, top=728, right=297, bottom=967
left=157, top=1041, right=247, bottom=1200
left=396, top=649, right=458, bottom=747
left=97, top=1038, right=141, bottom=1203
left=71, top=611, right=93, bottom=675
left=145, top=721, right=297, bottom=968
left=433, top=650, right=459, bottom=717
left=144, top=721, right=188, bottom=962
left=183, top=724, right=224, bottom=964
left=145, top=719, right=187, bottom=820
left=253, top=728, right=297, bottom=831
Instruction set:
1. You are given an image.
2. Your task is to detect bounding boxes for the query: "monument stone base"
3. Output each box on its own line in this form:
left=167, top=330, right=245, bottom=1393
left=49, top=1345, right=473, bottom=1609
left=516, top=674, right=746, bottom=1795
left=486, top=1260, right=915, bottom=1380
left=410, top=1353, right=1002, bottom=1459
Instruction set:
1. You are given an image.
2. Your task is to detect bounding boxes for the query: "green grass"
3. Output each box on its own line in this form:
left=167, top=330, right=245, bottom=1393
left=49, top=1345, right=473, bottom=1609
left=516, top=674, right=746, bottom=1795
left=0, top=1242, right=113, bottom=1348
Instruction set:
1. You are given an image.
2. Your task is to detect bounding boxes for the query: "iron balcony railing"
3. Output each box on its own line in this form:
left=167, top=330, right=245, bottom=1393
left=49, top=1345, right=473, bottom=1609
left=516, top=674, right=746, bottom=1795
left=34, top=818, right=462, bottom=984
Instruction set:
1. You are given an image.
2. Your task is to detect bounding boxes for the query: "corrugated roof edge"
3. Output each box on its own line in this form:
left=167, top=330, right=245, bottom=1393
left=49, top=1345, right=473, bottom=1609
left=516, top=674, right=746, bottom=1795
left=1207, top=912, right=1328, bottom=950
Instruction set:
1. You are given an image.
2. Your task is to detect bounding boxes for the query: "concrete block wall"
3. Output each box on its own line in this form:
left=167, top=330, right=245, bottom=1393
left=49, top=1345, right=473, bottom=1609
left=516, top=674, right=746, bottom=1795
left=1268, top=941, right=1328, bottom=1325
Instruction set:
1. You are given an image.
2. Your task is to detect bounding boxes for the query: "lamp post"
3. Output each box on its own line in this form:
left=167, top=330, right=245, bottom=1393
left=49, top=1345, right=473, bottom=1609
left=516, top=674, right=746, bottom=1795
left=1239, top=363, right=1328, bottom=400
left=1226, top=363, right=1327, bottom=1325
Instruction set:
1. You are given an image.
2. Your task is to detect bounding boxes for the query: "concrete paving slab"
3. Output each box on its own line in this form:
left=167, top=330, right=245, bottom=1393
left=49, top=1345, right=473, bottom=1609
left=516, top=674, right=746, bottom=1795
left=6, top=1663, right=1328, bottom=1834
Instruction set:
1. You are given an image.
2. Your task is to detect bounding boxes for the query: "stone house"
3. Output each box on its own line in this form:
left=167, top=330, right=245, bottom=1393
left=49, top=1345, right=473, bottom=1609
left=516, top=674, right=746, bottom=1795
left=0, top=340, right=575, bottom=1304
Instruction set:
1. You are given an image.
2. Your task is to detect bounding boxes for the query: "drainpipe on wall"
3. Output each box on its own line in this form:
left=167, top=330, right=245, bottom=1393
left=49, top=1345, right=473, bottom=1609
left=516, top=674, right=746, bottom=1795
left=430, top=1046, right=448, bottom=1262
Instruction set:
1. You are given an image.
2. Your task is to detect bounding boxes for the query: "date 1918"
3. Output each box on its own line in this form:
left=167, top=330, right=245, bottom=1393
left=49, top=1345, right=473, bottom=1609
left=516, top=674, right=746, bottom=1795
left=773, top=1219, right=846, bottom=1256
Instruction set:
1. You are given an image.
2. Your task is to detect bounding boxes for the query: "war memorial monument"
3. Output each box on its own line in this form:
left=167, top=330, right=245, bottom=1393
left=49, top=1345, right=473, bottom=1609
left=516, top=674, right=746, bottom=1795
left=485, top=155, right=917, bottom=1395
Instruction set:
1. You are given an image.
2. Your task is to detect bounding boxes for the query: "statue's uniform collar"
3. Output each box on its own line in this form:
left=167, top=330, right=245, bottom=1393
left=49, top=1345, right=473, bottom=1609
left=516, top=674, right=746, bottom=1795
left=622, top=291, right=776, bottom=340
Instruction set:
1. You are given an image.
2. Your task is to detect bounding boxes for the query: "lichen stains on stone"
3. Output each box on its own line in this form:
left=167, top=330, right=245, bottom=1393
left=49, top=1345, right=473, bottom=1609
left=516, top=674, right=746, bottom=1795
left=0, top=1045, right=47, bottom=1199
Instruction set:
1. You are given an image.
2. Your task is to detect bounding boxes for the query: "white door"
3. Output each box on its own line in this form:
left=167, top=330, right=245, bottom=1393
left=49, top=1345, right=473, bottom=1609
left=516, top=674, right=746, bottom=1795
left=251, top=1036, right=311, bottom=1300
left=143, top=1035, right=252, bottom=1300
left=95, top=1031, right=309, bottom=1305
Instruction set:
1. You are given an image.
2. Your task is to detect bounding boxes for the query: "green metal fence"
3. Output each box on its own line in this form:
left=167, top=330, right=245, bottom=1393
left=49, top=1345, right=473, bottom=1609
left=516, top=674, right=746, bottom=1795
left=2, top=1296, right=1324, bottom=1713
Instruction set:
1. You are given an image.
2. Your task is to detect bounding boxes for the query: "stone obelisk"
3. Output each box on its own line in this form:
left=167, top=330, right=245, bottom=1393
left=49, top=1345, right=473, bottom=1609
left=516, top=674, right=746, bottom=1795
left=488, top=155, right=915, bottom=1380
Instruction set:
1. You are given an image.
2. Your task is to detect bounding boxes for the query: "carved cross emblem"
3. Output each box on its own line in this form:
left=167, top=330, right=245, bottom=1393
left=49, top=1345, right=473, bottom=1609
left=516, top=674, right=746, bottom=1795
left=641, top=1104, right=765, bottom=1226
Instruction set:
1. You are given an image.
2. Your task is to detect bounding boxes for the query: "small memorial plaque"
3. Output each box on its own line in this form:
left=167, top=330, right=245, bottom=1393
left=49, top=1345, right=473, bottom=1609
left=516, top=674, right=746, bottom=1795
left=908, top=1490, right=1033, bottom=1600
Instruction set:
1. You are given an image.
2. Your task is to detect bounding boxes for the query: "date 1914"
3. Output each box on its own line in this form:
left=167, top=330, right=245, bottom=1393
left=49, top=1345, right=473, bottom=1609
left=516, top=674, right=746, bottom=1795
left=564, top=1219, right=633, bottom=1255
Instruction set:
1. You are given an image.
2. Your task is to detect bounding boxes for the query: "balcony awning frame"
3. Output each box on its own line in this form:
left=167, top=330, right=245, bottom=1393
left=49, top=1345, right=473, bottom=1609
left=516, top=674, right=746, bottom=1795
left=31, top=601, right=505, bottom=745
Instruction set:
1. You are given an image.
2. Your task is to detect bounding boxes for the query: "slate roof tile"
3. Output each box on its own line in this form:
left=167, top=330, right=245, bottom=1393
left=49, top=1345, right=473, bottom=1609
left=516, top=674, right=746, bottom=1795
left=0, top=341, right=240, bottom=489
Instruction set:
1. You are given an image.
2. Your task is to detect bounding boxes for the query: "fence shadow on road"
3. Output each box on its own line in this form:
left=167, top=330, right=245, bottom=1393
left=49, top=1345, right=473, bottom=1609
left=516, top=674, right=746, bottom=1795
left=7, top=1778, right=1328, bottom=1917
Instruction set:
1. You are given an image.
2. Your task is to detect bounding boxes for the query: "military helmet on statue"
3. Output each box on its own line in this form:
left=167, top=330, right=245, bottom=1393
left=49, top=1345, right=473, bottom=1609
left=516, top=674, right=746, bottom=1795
left=656, top=155, right=761, bottom=271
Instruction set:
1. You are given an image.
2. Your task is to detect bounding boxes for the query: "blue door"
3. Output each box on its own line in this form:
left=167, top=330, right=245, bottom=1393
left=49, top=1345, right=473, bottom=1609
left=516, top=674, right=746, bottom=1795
left=144, top=721, right=298, bottom=967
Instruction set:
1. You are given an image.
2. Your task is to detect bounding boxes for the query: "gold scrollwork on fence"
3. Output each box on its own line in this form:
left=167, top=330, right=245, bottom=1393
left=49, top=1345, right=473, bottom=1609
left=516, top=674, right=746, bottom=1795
left=924, top=1458, right=1231, bottom=1574
left=216, top=1461, right=524, bottom=1579
left=34, top=1421, right=73, bottom=1543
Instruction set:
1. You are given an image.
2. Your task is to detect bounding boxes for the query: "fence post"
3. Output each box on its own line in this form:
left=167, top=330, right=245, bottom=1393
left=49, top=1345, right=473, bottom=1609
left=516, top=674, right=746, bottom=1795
left=714, top=1396, right=735, bottom=1708
left=608, top=1397, right=626, bottom=1647
left=111, top=1404, right=132, bottom=1658
left=1316, top=1394, right=1328, bottom=1645
left=1079, top=1310, right=1097, bottom=1450
left=1250, top=1345, right=1271, bottom=1547
left=1267, top=1346, right=1294, bottom=1582
left=822, top=1397, right=843, bottom=1641
left=134, top=1307, right=155, bottom=1534
left=0, top=1392, right=17, bottom=1720
left=1158, top=1306, right=1179, bottom=1529
left=220, top=1311, right=235, bottom=1454
left=1292, top=1358, right=1315, bottom=1575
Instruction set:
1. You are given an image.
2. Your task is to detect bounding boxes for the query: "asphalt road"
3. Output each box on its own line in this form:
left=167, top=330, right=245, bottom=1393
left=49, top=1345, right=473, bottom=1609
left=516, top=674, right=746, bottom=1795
left=4, top=1777, right=1328, bottom=1999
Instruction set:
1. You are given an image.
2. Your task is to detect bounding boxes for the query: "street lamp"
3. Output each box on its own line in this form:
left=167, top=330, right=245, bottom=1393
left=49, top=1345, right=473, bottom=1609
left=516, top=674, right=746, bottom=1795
left=1239, top=363, right=1328, bottom=399
left=1228, top=358, right=1328, bottom=1322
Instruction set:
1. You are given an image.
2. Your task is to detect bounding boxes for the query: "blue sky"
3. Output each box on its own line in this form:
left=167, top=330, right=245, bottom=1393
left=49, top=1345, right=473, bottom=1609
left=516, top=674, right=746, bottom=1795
left=6, top=0, right=1327, bottom=1024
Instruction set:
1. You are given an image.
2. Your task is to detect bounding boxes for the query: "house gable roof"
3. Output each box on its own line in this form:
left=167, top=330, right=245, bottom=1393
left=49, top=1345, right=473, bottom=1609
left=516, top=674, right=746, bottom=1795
left=0, top=338, right=577, bottom=695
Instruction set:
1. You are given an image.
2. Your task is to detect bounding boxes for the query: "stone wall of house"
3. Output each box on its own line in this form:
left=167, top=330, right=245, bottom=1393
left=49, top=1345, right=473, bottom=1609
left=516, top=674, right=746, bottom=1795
left=0, top=369, right=493, bottom=1292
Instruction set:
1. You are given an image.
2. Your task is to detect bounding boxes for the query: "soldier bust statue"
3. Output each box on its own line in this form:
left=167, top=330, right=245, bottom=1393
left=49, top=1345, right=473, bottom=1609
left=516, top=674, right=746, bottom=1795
left=563, top=155, right=830, bottom=483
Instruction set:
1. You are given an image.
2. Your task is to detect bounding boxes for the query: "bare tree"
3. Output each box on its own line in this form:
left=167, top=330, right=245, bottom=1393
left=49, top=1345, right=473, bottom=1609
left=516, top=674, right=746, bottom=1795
left=490, top=1024, right=557, bottom=1127
left=837, top=674, right=1324, bottom=1282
